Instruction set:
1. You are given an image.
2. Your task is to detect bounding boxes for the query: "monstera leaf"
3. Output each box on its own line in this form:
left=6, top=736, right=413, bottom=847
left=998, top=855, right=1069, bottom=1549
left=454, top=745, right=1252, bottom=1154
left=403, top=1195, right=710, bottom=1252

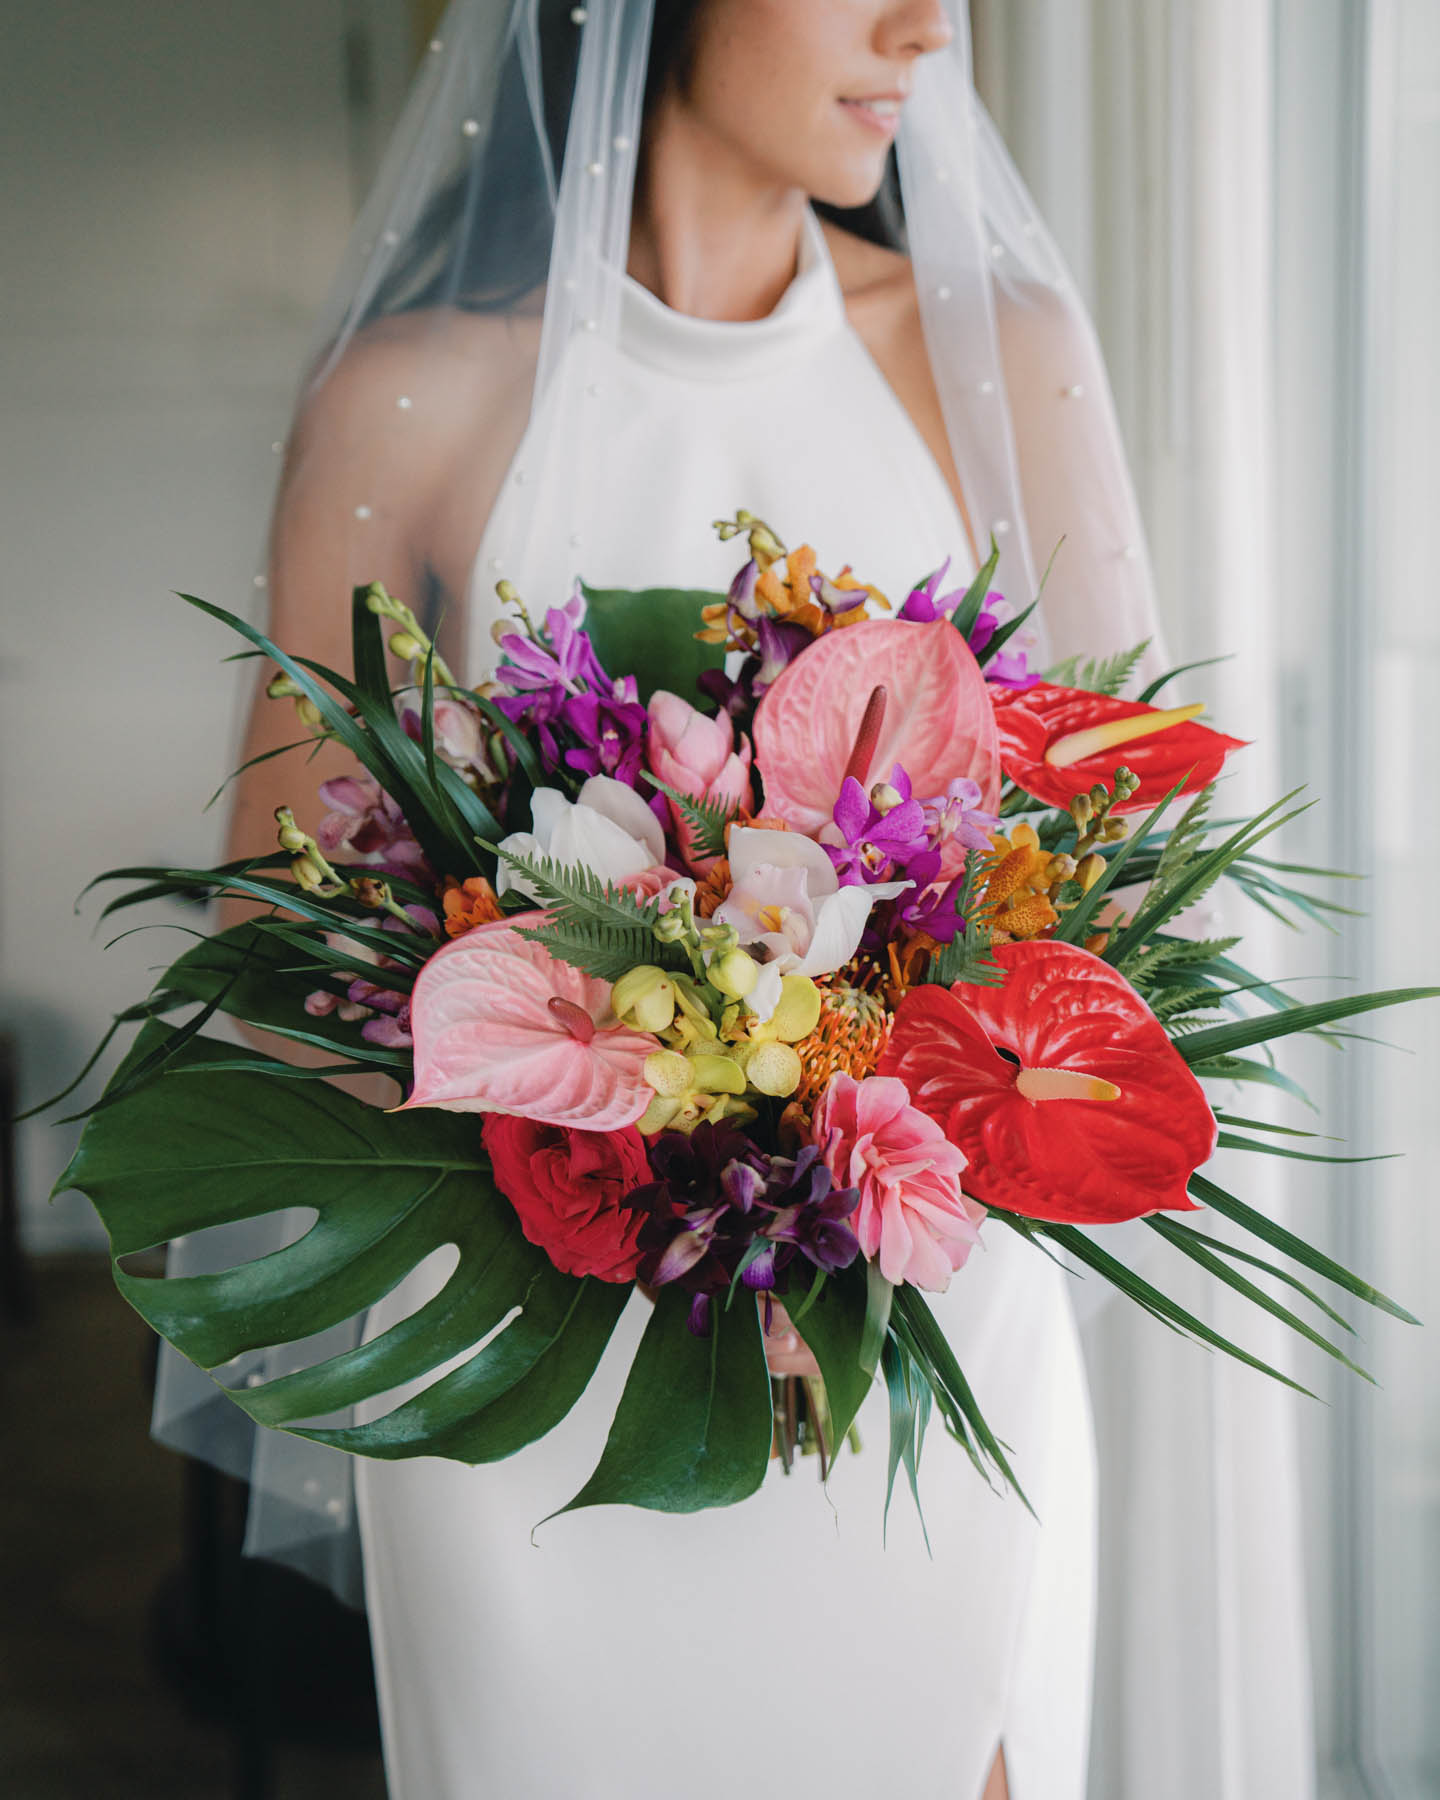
left=580, top=584, right=727, bottom=706
left=56, top=1027, right=766, bottom=1503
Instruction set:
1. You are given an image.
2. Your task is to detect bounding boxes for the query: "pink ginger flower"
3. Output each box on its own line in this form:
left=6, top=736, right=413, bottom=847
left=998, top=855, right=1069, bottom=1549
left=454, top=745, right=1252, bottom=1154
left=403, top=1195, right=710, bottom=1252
left=645, top=689, right=753, bottom=873
left=403, top=915, right=660, bottom=1131
left=811, top=1074, right=985, bottom=1293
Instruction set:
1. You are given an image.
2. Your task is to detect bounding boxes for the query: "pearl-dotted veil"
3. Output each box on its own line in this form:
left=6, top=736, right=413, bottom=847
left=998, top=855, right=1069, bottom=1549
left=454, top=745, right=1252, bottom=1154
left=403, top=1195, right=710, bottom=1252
left=152, top=0, right=1163, bottom=1604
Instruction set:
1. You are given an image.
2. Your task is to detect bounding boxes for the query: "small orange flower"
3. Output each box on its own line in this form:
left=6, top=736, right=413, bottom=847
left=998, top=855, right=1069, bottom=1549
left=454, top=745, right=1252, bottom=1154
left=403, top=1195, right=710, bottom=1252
left=794, top=978, right=893, bottom=1105
left=694, top=858, right=733, bottom=919
left=441, top=875, right=504, bottom=938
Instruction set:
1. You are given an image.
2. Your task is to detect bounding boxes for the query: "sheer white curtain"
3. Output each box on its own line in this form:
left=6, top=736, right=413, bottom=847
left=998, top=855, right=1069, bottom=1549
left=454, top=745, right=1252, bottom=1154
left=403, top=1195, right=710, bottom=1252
left=972, top=3, right=1317, bottom=1794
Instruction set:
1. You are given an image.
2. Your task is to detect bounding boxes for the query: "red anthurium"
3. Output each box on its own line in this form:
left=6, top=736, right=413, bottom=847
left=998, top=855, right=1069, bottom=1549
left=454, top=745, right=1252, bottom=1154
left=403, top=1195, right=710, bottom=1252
left=753, top=618, right=1002, bottom=835
left=992, top=681, right=1245, bottom=813
left=878, top=941, right=1216, bottom=1224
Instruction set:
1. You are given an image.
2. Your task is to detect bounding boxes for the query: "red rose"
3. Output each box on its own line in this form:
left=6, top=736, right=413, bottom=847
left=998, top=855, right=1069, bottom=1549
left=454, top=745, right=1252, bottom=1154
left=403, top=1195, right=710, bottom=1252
left=481, top=1115, right=651, bottom=1283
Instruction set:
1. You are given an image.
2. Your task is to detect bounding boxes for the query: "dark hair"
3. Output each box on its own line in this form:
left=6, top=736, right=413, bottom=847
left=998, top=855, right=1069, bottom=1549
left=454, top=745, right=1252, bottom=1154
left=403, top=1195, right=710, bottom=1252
left=367, top=0, right=903, bottom=322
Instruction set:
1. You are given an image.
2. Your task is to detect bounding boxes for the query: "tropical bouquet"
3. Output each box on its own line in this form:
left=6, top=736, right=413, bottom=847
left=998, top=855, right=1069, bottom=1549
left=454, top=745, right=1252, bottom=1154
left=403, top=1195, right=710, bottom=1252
left=50, top=512, right=1430, bottom=1521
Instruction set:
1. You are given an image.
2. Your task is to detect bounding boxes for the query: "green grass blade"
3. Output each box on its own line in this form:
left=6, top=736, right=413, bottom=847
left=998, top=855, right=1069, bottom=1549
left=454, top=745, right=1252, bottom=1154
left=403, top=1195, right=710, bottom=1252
left=1189, top=1172, right=1420, bottom=1324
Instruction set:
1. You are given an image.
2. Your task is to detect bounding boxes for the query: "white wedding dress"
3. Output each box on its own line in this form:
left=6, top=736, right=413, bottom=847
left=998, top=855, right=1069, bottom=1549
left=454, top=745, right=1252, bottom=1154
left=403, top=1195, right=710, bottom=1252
left=355, top=214, right=1098, bottom=1800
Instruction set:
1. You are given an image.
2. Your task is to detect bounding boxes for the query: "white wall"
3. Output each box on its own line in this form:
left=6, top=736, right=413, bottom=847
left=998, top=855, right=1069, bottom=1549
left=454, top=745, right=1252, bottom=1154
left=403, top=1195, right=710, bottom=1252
left=0, top=2, right=407, bottom=1250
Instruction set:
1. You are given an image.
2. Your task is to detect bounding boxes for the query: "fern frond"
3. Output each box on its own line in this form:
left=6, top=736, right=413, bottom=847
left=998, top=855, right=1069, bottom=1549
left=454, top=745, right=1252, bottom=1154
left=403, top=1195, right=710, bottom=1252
left=1119, top=933, right=1242, bottom=989
left=925, top=852, right=1004, bottom=987
left=1145, top=785, right=1214, bottom=910
left=1043, top=639, right=1151, bottom=696
left=640, top=775, right=736, bottom=863
left=1149, top=983, right=1226, bottom=1023
left=486, top=841, right=688, bottom=980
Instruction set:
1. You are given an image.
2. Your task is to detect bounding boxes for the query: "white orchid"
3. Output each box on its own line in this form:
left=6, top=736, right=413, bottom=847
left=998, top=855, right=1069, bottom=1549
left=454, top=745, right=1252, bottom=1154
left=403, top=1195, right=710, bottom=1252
left=497, top=774, right=671, bottom=900
left=714, top=827, right=909, bottom=1020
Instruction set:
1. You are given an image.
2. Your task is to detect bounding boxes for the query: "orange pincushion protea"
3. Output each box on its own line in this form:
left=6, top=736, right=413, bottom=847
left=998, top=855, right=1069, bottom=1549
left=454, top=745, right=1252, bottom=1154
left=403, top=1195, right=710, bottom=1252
left=794, top=977, right=893, bottom=1106
left=441, top=874, right=505, bottom=938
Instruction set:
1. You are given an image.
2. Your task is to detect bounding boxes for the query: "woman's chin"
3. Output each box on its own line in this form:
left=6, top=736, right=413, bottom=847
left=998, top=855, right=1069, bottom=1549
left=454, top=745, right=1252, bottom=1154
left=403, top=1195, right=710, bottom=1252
left=807, top=158, right=892, bottom=215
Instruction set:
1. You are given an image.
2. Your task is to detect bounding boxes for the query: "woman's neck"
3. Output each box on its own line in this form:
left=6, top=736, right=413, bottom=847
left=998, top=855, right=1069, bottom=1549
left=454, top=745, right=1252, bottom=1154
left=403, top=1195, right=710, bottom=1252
left=628, top=95, right=808, bottom=322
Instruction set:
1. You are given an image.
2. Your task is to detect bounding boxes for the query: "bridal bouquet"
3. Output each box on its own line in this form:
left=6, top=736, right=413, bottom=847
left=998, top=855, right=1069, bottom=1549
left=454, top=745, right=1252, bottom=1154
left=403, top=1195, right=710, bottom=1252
left=52, top=513, right=1429, bottom=1520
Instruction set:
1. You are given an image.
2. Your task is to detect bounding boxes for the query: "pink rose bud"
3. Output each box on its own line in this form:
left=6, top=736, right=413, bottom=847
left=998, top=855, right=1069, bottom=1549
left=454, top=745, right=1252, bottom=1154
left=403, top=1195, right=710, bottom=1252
left=645, top=690, right=753, bottom=874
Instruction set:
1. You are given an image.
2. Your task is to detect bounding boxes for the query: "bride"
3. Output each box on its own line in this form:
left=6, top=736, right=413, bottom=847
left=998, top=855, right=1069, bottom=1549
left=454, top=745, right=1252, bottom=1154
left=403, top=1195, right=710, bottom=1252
left=209, top=3, right=1175, bottom=1796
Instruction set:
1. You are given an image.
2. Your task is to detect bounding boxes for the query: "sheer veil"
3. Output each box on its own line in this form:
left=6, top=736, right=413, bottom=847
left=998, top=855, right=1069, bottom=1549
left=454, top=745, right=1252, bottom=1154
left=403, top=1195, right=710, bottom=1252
left=153, top=0, right=1167, bottom=1606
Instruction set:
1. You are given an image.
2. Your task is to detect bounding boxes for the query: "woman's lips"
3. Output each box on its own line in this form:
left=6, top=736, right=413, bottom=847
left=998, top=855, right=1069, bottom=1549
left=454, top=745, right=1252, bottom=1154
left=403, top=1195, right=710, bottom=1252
left=839, top=97, right=904, bottom=140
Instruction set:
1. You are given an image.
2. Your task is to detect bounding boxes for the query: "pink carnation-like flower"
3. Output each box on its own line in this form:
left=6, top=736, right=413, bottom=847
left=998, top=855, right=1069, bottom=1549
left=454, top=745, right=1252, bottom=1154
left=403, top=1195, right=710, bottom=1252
left=811, top=1074, right=984, bottom=1292
left=645, top=689, right=753, bottom=873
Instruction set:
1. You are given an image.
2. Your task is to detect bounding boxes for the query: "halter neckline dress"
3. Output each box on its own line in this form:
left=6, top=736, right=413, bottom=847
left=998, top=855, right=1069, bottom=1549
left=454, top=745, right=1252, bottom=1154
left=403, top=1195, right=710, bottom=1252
left=355, top=212, right=1098, bottom=1800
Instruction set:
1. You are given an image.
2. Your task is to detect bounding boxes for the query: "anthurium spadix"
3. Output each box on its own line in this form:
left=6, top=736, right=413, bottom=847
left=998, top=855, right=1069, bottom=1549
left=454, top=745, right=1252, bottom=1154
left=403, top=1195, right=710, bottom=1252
left=751, top=618, right=1002, bottom=835
left=880, top=942, right=1217, bottom=1224
left=404, top=916, right=661, bottom=1130
left=992, top=681, right=1246, bottom=814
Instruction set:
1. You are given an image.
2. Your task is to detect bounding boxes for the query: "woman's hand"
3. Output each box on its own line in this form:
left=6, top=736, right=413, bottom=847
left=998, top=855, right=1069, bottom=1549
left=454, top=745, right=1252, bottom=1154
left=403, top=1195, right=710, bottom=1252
left=638, top=1285, right=820, bottom=1378
left=762, top=1302, right=821, bottom=1379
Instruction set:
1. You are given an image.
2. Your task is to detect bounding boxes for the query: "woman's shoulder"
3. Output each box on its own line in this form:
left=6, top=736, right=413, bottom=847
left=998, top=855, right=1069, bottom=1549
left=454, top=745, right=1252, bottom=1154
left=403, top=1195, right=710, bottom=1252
left=299, top=304, right=542, bottom=437
left=819, top=219, right=921, bottom=326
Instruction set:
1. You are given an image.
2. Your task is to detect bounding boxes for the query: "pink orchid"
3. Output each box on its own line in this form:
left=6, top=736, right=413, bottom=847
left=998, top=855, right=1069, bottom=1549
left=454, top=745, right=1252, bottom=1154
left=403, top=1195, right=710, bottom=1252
left=403, top=915, right=660, bottom=1131
left=752, top=619, right=1002, bottom=837
left=811, top=1074, right=984, bottom=1292
left=645, top=689, right=753, bottom=873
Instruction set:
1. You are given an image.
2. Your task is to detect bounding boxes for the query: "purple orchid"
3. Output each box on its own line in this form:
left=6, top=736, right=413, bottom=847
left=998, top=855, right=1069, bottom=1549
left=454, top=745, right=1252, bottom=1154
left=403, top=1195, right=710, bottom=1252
left=627, top=1123, right=860, bottom=1334
left=968, top=593, right=1040, bottom=690
left=492, top=587, right=648, bottom=780
left=920, top=776, right=999, bottom=859
left=826, top=765, right=931, bottom=886
left=808, top=572, right=869, bottom=617
left=495, top=589, right=610, bottom=697
left=560, top=683, right=648, bottom=783
left=899, top=558, right=968, bottom=623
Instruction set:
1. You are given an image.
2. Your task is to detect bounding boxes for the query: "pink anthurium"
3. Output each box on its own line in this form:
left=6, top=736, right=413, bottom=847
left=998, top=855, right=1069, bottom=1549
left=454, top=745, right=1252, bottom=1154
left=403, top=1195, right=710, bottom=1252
left=403, top=915, right=659, bottom=1131
left=878, top=941, right=1216, bottom=1223
left=752, top=619, right=1002, bottom=836
left=992, top=681, right=1245, bottom=814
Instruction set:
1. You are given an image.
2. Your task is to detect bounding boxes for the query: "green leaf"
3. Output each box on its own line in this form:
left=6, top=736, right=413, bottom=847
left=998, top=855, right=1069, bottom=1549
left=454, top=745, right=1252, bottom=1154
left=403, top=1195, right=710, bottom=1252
left=54, top=1027, right=615, bottom=1460
left=473, top=695, right=543, bottom=791
left=890, top=1286, right=1033, bottom=1512
left=161, top=922, right=409, bottom=1054
left=880, top=1335, right=932, bottom=1549
left=1215, top=1131, right=1397, bottom=1168
left=1103, top=790, right=1313, bottom=966
left=1188, top=1172, right=1420, bottom=1325
left=1188, top=1055, right=1316, bottom=1108
left=579, top=584, right=728, bottom=706
left=556, top=1283, right=773, bottom=1514
left=1028, top=1217, right=1320, bottom=1397
left=1143, top=1215, right=1375, bottom=1381
left=1136, top=653, right=1234, bottom=705
left=1053, top=778, right=1185, bottom=947
left=949, top=537, right=1002, bottom=644
left=179, top=593, right=491, bottom=877
left=1175, top=986, right=1440, bottom=1066
left=789, top=1258, right=876, bottom=1455
left=1145, top=1222, right=1357, bottom=1336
